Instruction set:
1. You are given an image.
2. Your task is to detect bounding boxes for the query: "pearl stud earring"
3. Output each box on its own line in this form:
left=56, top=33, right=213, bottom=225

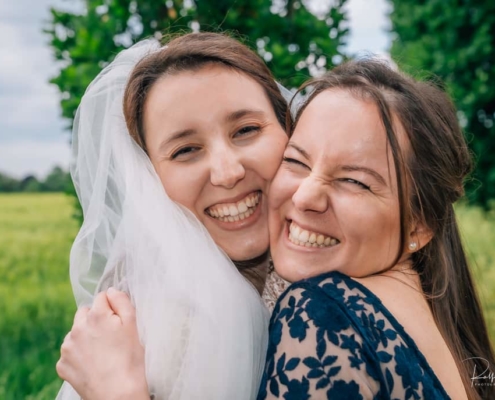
left=408, top=242, right=418, bottom=251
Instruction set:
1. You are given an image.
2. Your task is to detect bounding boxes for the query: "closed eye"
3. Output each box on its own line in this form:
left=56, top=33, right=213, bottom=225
left=171, top=146, right=200, bottom=159
left=283, top=157, right=309, bottom=169
left=339, top=178, right=370, bottom=190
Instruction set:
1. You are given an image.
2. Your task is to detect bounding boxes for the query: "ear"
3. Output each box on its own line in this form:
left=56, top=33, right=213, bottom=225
left=407, top=220, right=433, bottom=253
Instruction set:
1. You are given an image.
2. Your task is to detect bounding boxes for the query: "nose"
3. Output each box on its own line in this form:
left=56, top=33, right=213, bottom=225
left=210, top=149, right=246, bottom=189
left=292, top=175, right=329, bottom=213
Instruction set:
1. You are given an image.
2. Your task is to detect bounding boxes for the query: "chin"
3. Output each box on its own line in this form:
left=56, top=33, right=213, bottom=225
left=220, top=238, right=267, bottom=262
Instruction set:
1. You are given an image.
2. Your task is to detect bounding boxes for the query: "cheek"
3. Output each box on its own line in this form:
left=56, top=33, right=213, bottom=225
left=336, top=196, right=401, bottom=255
left=256, top=130, right=288, bottom=180
left=154, top=163, right=205, bottom=216
left=268, top=167, right=296, bottom=211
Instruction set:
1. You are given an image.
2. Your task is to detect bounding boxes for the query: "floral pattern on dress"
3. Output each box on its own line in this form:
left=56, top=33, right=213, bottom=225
left=257, top=271, right=451, bottom=400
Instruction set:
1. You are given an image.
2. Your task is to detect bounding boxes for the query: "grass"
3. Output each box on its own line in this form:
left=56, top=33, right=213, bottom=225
left=0, top=193, right=77, bottom=399
left=0, top=194, right=493, bottom=398
left=456, top=204, right=495, bottom=342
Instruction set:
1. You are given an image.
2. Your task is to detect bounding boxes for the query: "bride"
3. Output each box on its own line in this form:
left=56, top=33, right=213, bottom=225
left=55, top=32, right=292, bottom=400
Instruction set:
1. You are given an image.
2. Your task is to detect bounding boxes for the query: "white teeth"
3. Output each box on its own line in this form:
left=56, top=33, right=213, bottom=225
left=207, top=192, right=260, bottom=222
left=238, top=202, right=248, bottom=213
left=288, top=221, right=339, bottom=248
left=293, top=225, right=301, bottom=237
left=299, top=230, right=309, bottom=242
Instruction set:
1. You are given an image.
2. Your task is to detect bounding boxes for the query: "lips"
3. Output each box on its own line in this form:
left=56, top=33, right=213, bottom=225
left=206, top=191, right=261, bottom=222
left=288, top=220, right=340, bottom=248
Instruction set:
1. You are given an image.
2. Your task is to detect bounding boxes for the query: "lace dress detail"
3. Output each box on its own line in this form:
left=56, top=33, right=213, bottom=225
left=258, top=271, right=451, bottom=400
left=262, top=268, right=290, bottom=312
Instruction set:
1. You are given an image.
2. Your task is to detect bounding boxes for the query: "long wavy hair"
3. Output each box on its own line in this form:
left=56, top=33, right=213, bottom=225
left=291, top=60, right=494, bottom=400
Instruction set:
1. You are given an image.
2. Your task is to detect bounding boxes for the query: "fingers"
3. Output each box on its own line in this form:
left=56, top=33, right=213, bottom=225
left=91, top=291, right=113, bottom=315
left=86, top=291, right=114, bottom=326
left=58, top=330, right=74, bottom=381
left=106, top=287, right=136, bottom=324
left=73, top=306, right=89, bottom=326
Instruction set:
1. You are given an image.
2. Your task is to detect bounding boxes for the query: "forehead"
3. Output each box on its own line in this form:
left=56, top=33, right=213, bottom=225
left=294, top=89, right=390, bottom=160
left=144, top=64, right=272, bottom=120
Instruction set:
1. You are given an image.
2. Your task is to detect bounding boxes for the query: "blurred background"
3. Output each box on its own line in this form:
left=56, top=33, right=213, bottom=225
left=0, top=0, right=493, bottom=398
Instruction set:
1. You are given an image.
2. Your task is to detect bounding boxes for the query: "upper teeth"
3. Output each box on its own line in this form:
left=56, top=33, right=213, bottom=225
left=207, top=192, right=260, bottom=222
left=289, top=221, right=339, bottom=248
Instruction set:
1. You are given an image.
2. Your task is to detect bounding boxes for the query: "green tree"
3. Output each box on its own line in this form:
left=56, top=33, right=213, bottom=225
left=20, top=176, right=42, bottom=192
left=46, top=0, right=348, bottom=128
left=390, top=0, right=495, bottom=207
left=0, top=172, right=20, bottom=192
left=41, top=166, right=71, bottom=192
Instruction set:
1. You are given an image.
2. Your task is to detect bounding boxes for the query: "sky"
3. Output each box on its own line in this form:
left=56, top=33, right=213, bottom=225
left=0, top=0, right=392, bottom=179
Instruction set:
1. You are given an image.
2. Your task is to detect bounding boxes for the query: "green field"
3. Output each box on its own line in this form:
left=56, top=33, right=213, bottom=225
left=0, top=193, right=494, bottom=398
left=0, top=194, right=77, bottom=399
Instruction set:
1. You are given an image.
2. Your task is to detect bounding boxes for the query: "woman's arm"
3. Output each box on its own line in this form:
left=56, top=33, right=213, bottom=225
left=56, top=289, right=150, bottom=400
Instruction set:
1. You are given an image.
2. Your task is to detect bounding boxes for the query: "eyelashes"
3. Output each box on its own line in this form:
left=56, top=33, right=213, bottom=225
left=338, top=178, right=371, bottom=190
left=171, top=146, right=199, bottom=159
left=170, top=125, right=262, bottom=160
left=235, top=125, right=261, bottom=137
left=282, top=157, right=371, bottom=190
left=283, top=156, right=308, bottom=168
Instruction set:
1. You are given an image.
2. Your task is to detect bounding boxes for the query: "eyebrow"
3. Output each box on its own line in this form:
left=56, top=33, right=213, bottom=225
left=287, top=142, right=311, bottom=160
left=159, top=128, right=197, bottom=152
left=226, top=109, right=266, bottom=123
left=340, top=165, right=387, bottom=185
left=288, top=142, right=386, bottom=185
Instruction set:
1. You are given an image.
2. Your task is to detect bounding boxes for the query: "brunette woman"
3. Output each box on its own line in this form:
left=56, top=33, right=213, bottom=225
left=261, top=59, right=494, bottom=400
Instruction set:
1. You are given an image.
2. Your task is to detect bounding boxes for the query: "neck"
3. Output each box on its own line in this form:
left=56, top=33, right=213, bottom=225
left=234, top=252, right=270, bottom=295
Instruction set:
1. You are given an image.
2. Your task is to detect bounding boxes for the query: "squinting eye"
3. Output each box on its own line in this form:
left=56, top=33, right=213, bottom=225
left=283, top=157, right=309, bottom=169
left=234, top=126, right=260, bottom=137
left=171, top=146, right=200, bottom=159
left=341, top=178, right=371, bottom=190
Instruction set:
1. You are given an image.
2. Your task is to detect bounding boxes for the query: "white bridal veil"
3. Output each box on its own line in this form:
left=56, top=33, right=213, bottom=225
left=56, top=39, right=271, bottom=400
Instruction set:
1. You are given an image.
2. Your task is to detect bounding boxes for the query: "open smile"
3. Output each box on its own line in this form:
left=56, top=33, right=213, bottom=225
left=206, top=191, right=261, bottom=222
left=287, top=220, right=340, bottom=248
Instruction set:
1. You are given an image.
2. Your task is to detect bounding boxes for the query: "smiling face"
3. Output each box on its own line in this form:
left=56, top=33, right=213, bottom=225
left=143, top=64, right=288, bottom=261
left=269, top=89, right=405, bottom=282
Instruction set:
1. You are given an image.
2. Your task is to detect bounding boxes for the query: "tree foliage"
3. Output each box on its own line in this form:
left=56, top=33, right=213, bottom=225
left=390, top=0, right=495, bottom=207
left=0, top=167, right=71, bottom=193
left=45, top=0, right=349, bottom=223
left=46, top=0, right=349, bottom=128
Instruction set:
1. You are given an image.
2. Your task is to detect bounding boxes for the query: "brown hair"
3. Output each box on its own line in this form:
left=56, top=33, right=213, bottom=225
left=123, top=32, right=287, bottom=151
left=292, top=60, right=494, bottom=400
left=123, top=32, right=288, bottom=289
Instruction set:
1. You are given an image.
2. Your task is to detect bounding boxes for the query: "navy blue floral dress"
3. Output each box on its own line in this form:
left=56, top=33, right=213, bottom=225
left=257, top=271, right=451, bottom=400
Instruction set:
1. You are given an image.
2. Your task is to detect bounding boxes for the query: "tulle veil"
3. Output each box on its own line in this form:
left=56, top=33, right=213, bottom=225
left=56, top=39, right=272, bottom=400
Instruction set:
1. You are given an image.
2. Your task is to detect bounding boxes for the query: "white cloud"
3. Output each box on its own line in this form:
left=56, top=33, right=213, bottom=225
left=0, top=138, right=71, bottom=179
